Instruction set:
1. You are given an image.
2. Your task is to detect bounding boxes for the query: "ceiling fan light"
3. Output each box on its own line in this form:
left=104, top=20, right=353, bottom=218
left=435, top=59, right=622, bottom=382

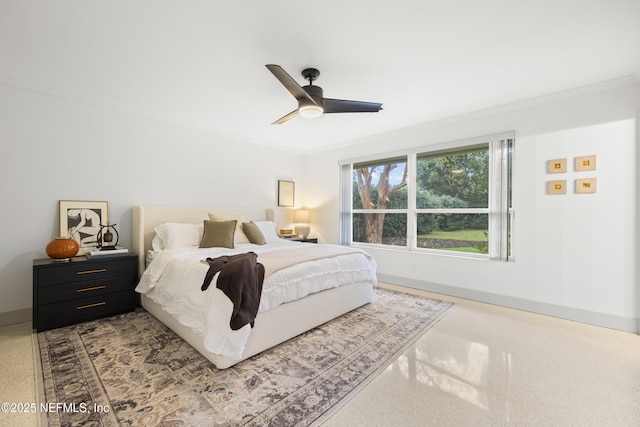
left=299, top=104, right=324, bottom=118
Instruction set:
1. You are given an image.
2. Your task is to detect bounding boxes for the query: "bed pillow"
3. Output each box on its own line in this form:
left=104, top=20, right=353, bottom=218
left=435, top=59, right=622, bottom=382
left=151, top=234, right=164, bottom=251
left=154, top=222, right=204, bottom=249
left=242, top=222, right=266, bottom=245
left=254, top=221, right=280, bottom=244
left=208, top=213, right=251, bottom=244
left=199, top=220, right=236, bottom=249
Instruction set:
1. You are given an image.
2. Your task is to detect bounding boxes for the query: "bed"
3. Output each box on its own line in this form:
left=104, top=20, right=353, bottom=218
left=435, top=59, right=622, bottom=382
left=132, top=205, right=377, bottom=369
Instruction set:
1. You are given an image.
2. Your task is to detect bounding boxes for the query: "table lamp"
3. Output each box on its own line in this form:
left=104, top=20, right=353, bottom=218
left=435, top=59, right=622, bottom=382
left=293, top=210, right=311, bottom=239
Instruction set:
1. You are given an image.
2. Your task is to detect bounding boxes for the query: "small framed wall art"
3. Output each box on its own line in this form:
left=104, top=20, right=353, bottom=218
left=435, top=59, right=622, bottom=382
left=575, top=155, right=596, bottom=171
left=547, top=180, right=567, bottom=195
left=59, top=200, right=108, bottom=255
left=575, top=178, right=597, bottom=194
left=547, top=158, right=567, bottom=174
left=277, top=180, right=295, bottom=207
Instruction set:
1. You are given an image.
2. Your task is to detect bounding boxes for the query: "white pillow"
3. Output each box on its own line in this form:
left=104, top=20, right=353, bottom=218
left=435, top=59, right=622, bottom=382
left=154, top=222, right=204, bottom=249
left=151, top=234, right=164, bottom=251
left=208, top=213, right=250, bottom=244
left=254, top=221, right=280, bottom=243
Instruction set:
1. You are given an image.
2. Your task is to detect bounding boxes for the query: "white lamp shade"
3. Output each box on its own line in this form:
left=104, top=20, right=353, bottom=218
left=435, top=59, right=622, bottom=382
left=293, top=209, right=310, bottom=224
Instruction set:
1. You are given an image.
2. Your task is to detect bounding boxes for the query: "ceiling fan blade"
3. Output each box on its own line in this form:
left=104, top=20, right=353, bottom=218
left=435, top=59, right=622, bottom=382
left=272, top=109, right=299, bottom=125
left=323, top=98, right=383, bottom=114
left=266, top=64, right=316, bottom=104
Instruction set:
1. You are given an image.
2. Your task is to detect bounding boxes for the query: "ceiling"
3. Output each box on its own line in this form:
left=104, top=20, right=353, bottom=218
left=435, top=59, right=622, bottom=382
left=2, top=1, right=639, bottom=153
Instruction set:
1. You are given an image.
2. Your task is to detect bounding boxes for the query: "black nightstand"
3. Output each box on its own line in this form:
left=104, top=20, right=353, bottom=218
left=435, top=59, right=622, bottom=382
left=288, top=238, right=318, bottom=243
left=33, top=253, right=138, bottom=332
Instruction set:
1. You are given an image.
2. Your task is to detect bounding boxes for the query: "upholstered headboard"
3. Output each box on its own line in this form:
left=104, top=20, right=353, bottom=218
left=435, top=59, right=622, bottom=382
left=132, top=205, right=274, bottom=277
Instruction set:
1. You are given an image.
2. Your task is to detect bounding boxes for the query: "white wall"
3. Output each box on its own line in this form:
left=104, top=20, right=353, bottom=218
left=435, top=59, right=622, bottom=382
left=306, top=78, right=640, bottom=332
left=0, top=83, right=307, bottom=322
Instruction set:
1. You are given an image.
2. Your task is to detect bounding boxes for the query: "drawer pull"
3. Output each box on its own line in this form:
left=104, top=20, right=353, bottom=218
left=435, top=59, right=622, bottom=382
left=76, top=285, right=107, bottom=293
left=76, top=302, right=106, bottom=310
left=76, top=269, right=107, bottom=275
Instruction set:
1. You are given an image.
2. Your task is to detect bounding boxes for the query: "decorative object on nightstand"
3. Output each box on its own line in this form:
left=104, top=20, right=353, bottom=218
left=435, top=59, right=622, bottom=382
left=97, top=221, right=120, bottom=250
left=85, top=246, right=129, bottom=258
left=33, top=253, right=138, bottom=332
left=278, top=229, right=296, bottom=238
left=293, top=209, right=311, bottom=239
left=45, top=236, right=80, bottom=261
left=58, top=200, right=109, bottom=256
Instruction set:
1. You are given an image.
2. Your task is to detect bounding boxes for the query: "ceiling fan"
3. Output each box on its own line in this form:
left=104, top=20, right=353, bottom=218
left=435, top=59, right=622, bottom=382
left=265, top=64, right=383, bottom=125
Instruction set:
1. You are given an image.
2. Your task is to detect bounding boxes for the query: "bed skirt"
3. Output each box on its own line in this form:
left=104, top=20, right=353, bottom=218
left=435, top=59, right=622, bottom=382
left=141, top=281, right=374, bottom=369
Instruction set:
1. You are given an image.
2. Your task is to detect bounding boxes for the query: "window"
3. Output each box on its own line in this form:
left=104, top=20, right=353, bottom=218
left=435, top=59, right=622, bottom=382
left=416, top=144, right=489, bottom=254
left=341, top=133, right=513, bottom=260
left=352, top=157, right=408, bottom=246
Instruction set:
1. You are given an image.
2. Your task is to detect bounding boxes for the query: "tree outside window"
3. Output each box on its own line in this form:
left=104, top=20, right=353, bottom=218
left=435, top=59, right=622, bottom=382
left=352, top=158, right=407, bottom=245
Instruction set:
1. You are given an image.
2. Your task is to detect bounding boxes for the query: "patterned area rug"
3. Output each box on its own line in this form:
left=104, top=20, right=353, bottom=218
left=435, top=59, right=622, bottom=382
left=37, top=288, right=452, bottom=426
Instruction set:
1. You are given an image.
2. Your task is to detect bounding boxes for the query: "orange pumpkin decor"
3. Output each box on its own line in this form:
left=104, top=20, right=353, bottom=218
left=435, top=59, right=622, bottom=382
left=45, top=236, right=80, bottom=261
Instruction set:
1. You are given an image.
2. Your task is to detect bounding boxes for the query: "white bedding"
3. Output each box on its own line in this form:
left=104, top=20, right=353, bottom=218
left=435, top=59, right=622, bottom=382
left=135, top=239, right=377, bottom=360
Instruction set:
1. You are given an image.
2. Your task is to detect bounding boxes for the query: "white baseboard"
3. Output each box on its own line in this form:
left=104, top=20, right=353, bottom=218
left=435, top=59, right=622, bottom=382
left=377, top=274, right=638, bottom=334
left=0, top=308, right=31, bottom=328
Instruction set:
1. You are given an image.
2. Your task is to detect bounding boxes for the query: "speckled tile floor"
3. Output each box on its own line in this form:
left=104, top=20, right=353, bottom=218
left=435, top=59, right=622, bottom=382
left=0, top=322, right=38, bottom=427
left=1, top=283, right=639, bottom=427
left=323, top=284, right=640, bottom=427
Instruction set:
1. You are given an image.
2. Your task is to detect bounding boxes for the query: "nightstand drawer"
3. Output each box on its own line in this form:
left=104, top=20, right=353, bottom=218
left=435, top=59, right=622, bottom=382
left=37, top=275, right=137, bottom=304
left=36, top=290, right=135, bottom=331
left=36, top=256, right=137, bottom=286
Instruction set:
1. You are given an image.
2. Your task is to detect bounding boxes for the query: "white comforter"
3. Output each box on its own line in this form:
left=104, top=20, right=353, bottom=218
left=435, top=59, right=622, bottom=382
left=135, top=240, right=377, bottom=360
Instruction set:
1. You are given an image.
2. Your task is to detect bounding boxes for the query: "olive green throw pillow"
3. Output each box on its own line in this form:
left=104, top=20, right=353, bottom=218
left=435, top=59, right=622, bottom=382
left=199, top=220, right=236, bottom=249
left=242, top=221, right=266, bottom=245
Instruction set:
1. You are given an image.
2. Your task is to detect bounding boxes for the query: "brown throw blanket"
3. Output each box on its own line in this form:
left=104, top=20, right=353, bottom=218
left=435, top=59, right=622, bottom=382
left=201, top=252, right=265, bottom=330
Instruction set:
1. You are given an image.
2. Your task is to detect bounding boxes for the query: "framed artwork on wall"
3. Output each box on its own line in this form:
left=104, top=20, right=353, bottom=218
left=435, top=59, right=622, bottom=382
left=278, top=180, right=295, bottom=207
left=59, top=200, right=108, bottom=255
left=547, top=158, right=567, bottom=174
left=575, top=155, right=596, bottom=171
left=547, top=180, right=567, bottom=195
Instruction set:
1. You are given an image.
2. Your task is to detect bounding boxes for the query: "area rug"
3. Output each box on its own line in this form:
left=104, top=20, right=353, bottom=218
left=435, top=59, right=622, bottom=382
left=36, top=288, right=452, bottom=426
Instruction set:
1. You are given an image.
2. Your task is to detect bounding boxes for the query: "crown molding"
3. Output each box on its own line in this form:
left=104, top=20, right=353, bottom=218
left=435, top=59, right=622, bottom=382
left=0, top=76, right=303, bottom=155
left=2, top=74, right=637, bottom=157
left=307, top=75, right=640, bottom=155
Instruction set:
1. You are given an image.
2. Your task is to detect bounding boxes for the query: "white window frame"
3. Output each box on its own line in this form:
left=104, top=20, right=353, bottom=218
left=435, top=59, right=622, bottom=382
left=340, top=132, right=514, bottom=261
